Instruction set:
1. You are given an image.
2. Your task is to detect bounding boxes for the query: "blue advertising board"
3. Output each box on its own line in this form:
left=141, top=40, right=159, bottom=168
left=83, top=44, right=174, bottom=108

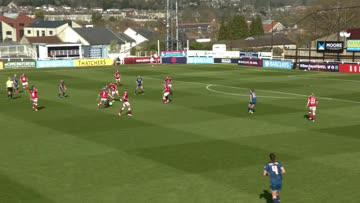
left=316, top=41, right=343, bottom=53
left=187, top=57, right=214, bottom=64
left=160, top=51, right=186, bottom=57
left=263, top=60, right=294, bottom=70
left=161, top=57, right=187, bottom=64
left=36, top=60, right=75, bottom=68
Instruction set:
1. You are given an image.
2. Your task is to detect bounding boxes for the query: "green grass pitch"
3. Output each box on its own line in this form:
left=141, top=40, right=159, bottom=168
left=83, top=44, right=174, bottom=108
left=1, top=64, right=360, bottom=202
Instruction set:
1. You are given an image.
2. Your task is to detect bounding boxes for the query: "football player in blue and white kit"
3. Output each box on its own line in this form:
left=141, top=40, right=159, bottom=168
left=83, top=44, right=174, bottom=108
left=135, top=76, right=144, bottom=95
left=248, top=89, right=257, bottom=114
left=263, top=153, right=286, bottom=203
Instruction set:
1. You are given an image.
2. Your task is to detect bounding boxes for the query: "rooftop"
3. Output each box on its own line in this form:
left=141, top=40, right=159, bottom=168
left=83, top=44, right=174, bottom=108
left=24, top=36, right=62, bottom=44
left=74, top=27, right=125, bottom=45
left=30, top=20, right=68, bottom=28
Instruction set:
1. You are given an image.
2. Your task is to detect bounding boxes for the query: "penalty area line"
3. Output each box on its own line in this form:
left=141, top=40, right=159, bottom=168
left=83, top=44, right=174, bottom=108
left=206, top=84, right=360, bottom=104
left=206, top=84, right=294, bottom=99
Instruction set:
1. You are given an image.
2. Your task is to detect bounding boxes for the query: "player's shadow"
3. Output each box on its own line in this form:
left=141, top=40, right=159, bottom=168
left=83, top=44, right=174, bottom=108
left=38, top=106, right=46, bottom=111
left=259, top=190, right=273, bottom=203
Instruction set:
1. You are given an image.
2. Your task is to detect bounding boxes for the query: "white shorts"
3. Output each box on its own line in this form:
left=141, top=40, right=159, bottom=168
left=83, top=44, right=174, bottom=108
left=101, top=98, right=107, bottom=102
left=111, top=91, right=118, bottom=96
left=163, top=92, right=170, bottom=97
left=116, top=79, right=121, bottom=83
left=32, top=98, right=38, bottom=104
left=22, top=82, right=28, bottom=87
left=167, top=84, right=172, bottom=88
left=309, top=106, right=316, bottom=114
left=122, top=101, right=130, bottom=108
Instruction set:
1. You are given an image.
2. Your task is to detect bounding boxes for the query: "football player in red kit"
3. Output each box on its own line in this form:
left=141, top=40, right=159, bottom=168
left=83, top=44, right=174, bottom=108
left=307, top=93, right=318, bottom=122
left=108, top=83, right=119, bottom=101
left=165, top=76, right=172, bottom=89
left=114, top=70, right=121, bottom=86
left=30, top=86, right=39, bottom=111
left=162, top=83, right=171, bottom=104
left=118, top=90, right=132, bottom=117
left=20, top=73, right=29, bottom=93
left=98, top=88, right=111, bottom=108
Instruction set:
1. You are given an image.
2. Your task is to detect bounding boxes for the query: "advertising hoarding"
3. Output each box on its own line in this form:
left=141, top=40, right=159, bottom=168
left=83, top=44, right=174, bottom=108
left=74, top=59, right=113, bottom=67
left=161, top=50, right=186, bottom=57
left=299, top=62, right=339, bottom=72
left=339, top=64, right=360, bottom=74
left=263, top=60, right=293, bottom=70
left=36, top=60, right=75, bottom=68
left=187, top=57, right=214, bottom=64
left=317, top=41, right=344, bottom=53
left=4, top=61, right=36, bottom=69
left=347, top=40, right=360, bottom=52
left=238, top=58, right=263, bottom=67
left=161, top=57, right=187, bottom=64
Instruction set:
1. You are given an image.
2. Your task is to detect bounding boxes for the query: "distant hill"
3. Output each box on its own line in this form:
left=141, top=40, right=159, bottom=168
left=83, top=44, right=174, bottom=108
left=2, top=0, right=312, bottom=10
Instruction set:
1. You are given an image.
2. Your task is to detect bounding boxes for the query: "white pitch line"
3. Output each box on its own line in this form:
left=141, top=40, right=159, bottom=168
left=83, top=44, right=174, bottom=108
left=206, top=84, right=294, bottom=99
left=287, top=75, right=360, bottom=83
left=146, top=76, right=360, bottom=104
left=205, top=84, right=360, bottom=104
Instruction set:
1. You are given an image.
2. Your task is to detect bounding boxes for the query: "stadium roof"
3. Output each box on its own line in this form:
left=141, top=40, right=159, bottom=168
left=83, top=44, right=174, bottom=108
left=30, top=20, right=68, bottom=28
left=73, top=27, right=125, bottom=45
left=23, top=36, right=62, bottom=44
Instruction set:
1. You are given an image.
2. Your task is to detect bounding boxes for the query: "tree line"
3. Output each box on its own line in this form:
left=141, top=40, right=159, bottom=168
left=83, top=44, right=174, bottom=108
left=218, top=15, right=264, bottom=41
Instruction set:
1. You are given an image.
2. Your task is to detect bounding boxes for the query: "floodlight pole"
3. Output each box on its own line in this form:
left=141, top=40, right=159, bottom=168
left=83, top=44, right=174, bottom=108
left=166, top=0, right=170, bottom=51
left=175, top=0, right=179, bottom=51
left=269, top=0, right=273, bottom=51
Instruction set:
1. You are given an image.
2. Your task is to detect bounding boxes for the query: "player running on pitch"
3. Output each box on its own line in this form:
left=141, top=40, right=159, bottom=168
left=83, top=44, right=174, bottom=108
left=12, top=74, right=19, bottom=95
left=135, top=76, right=144, bottom=95
left=20, top=73, right=29, bottom=93
left=108, top=83, right=119, bottom=101
left=307, top=93, right=318, bottom=122
left=164, top=76, right=173, bottom=101
left=30, top=86, right=39, bottom=112
left=98, top=88, right=112, bottom=109
left=118, top=90, right=132, bottom=117
left=162, top=83, right=171, bottom=104
left=58, top=80, right=67, bottom=98
left=248, top=89, right=257, bottom=114
left=114, top=70, right=121, bottom=86
left=263, top=153, right=286, bottom=203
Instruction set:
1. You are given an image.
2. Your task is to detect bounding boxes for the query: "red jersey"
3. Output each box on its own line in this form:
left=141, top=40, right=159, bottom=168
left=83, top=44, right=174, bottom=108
left=100, top=91, right=108, bottom=99
left=108, top=84, right=117, bottom=91
left=31, top=90, right=38, bottom=99
left=307, top=96, right=317, bottom=107
left=122, top=92, right=129, bottom=102
left=115, top=72, right=121, bottom=80
left=163, top=84, right=171, bottom=93
left=20, top=76, right=28, bottom=83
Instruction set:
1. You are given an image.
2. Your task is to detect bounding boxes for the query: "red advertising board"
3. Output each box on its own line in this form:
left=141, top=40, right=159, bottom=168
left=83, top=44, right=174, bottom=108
left=339, top=64, right=360, bottom=74
left=124, top=57, right=160, bottom=64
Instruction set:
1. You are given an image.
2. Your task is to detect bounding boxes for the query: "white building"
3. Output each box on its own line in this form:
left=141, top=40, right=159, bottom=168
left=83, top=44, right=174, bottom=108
left=124, top=28, right=149, bottom=45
